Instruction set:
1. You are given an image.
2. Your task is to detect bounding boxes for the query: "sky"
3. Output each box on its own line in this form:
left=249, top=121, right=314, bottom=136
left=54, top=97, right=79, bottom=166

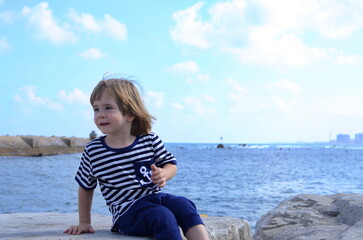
left=1, top=0, right=363, bottom=144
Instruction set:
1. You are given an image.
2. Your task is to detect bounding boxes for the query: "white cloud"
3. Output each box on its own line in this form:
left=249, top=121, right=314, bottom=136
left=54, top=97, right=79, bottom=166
left=0, top=11, right=13, bottom=22
left=78, top=48, right=106, bottom=60
left=227, top=78, right=268, bottom=115
left=227, top=78, right=304, bottom=117
left=269, top=94, right=300, bottom=116
left=227, top=78, right=363, bottom=127
left=227, top=78, right=249, bottom=98
left=21, top=3, right=127, bottom=44
left=184, top=95, right=217, bottom=115
left=329, top=48, right=363, bottom=64
left=146, top=91, right=164, bottom=109
left=169, top=94, right=216, bottom=115
left=169, top=60, right=210, bottom=83
left=254, top=0, right=363, bottom=39
left=69, top=9, right=127, bottom=41
left=58, top=88, right=89, bottom=105
left=13, top=87, right=94, bottom=120
left=0, top=36, right=9, bottom=52
left=196, top=73, right=210, bottom=83
left=265, top=79, right=302, bottom=95
left=171, top=0, right=247, bottom=48
left=170, top=60, right=200, bottom=74
left=170, top=0, right=363, bottom=67
left=317, top=95, right=363, bottom=116
left=228, top=32, right=363, bottom=66
left=226, top=31, right=324, bottom=67
left=14, top=86, right=63, bottom=112
left=170, top=2, right=213, bottom=48
left=297, top=0, right=363, bottom=39
left=22, top=2, right=76, bottom=44
left=68, top=8, right=101, bottom=32
left=202, top=94, right=216, bottom=102
left=170, top=102, right=185, bottom=110
left=264, top=80, right=303, bottom=115
left=208, top=0, right=247, bottom=25
left=103, top=14, right=127, bottom=41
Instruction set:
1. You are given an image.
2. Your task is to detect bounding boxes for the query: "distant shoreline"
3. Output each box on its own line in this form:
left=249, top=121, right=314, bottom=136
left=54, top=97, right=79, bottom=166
left=0, top=135, right=90, bottom=156
left=1, top=135, right=361, bottom=157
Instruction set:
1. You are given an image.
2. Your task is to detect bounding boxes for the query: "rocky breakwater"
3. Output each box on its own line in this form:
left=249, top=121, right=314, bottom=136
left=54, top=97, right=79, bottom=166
left=254, top=193, right=363, bottom=240
left=0, top=135, right=89, bottom=156
left=0, top=213, right=253, bottom=240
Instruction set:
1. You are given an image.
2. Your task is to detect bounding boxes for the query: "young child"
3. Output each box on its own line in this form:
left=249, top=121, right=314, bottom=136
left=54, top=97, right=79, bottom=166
left=64, top=77, right=209, bottom=240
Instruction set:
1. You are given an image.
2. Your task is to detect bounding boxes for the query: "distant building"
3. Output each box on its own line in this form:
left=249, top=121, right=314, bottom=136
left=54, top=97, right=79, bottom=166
left=355, top=133, right=363, bottom=144
left=336, top=134, right=350, bottom=144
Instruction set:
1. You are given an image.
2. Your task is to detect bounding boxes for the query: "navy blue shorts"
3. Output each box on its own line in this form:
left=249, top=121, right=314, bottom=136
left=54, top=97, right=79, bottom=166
left=115, top=193, right=204, bottom=240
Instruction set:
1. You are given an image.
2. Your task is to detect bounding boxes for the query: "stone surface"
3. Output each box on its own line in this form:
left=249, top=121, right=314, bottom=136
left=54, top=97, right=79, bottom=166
left=254, top=193, right=363, bottom=240
left=204, top=217, right=253, bottom=240
left=0, top=136, right=88, bottom=156
left=0, top=212, right=252, bottom=240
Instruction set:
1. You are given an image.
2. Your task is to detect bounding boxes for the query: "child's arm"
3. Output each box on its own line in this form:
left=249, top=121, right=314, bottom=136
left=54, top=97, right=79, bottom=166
left=64, top=186, right=95, bottom=234
left=151, top=163, right=177, bottom=188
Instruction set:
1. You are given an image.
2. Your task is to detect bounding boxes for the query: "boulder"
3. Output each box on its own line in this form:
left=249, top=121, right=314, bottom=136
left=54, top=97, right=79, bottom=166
left=204, top=217, right=253, bottom=240
left=0, top=212, right=252, bottom=240
left=254, top=193, right=363, bottom=240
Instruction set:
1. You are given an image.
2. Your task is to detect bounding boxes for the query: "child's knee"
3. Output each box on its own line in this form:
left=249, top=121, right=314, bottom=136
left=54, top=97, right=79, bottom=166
left=146, top=208, right=182, bottom=240
left=165, top=196, right=204, bottom=234
left=165, top=195, right=197, bottom=212
left=147, top=207, right=177, bottom=228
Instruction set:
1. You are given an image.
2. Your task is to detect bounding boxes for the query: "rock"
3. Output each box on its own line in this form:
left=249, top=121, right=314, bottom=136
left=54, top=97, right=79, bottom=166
left=254, top=193, right=363, bottom=240
left=0, top=213, right=130, bottom=240
left=204, top=217, right=253, bottom=240
left=217, top=144, right=224, bottom=148
left=0, top=135, right=88, bottom=156
left=0, top=212, right=252, bottom=240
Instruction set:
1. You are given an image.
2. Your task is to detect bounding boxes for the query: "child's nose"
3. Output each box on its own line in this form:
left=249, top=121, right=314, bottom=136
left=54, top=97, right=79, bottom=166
left=97, top=111, right=106, bottom=118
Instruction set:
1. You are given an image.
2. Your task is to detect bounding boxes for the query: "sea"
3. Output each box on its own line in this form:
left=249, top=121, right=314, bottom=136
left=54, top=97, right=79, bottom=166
left=1, top=142, right=363, bottom=231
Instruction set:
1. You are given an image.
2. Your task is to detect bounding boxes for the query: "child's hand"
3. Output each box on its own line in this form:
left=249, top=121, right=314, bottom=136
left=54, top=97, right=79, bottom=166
left=151, top=164, right=167, bottom=188
left=63, top=222, right=95, bottom=235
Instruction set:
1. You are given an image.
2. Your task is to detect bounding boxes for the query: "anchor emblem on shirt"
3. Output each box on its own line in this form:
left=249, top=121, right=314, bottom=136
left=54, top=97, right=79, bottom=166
left=139, top=166, right=153, bottom=185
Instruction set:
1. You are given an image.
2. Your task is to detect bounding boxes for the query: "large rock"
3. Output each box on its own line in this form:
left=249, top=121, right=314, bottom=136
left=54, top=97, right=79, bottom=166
left=254, top=193, right=363, bottom=240
left=0, top=212, right=252, bottom=240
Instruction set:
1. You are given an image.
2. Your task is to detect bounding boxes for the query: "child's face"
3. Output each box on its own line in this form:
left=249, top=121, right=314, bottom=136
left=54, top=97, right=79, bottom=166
left=92, top=89, right=134, bottom=136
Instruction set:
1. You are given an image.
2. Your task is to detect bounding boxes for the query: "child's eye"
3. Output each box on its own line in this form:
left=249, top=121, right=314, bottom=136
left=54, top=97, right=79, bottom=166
left=93, top=107, right=99, bottom=112
left=106, top=106, right=114, bottom=110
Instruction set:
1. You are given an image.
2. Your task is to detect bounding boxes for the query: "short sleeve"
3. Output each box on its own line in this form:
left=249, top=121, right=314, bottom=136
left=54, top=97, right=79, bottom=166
left=152, top=134, right=177, bottom=167
left=75, top=149, right=97, bottom=190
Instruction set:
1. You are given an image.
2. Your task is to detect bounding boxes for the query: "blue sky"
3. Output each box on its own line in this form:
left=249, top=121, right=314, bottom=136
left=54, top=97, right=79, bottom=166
left=1, top=0, right=363, bottom=143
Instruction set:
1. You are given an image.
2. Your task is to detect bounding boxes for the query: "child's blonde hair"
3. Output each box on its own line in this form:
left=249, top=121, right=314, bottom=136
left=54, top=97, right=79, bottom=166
left=90, top=77, right=155, bottom=136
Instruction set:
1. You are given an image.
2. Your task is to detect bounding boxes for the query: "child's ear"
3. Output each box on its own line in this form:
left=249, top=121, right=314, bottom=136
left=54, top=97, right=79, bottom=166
left=128, top=115, right=135, bottom=122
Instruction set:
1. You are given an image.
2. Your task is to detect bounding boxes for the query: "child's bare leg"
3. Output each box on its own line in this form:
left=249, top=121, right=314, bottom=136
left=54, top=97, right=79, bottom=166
left=185, top=224, right=209, bottom=240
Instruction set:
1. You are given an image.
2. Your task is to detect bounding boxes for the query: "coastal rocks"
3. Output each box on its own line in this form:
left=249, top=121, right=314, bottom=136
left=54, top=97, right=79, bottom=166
left=204, top=217, right=253, bottom=240
left=254, top=193, right=363, bottom=240
left=0, top=135, right=89, bottom=156
left=0, top=213, right=253, bottom=240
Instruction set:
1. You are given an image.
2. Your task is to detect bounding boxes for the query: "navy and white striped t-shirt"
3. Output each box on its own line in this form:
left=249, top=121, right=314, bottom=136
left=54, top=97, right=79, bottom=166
left=75, top=133, right=177, bottom=226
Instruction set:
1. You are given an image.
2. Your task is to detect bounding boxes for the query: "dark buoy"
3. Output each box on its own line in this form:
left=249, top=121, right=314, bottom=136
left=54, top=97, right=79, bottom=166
left=217, top=143, right=224, bottom=148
